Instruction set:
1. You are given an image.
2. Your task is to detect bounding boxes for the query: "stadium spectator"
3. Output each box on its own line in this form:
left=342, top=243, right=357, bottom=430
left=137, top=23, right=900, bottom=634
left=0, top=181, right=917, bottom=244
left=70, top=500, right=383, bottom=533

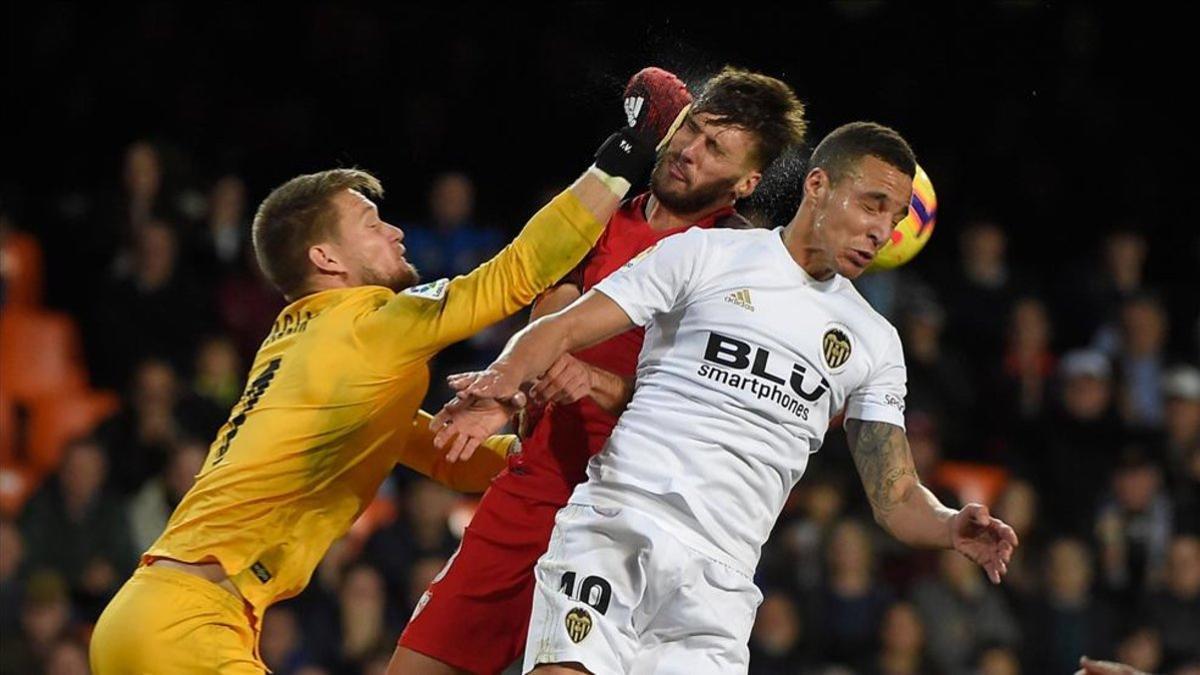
left=760, top=474, right=849, bottom=596
left=44, top=639, right=91, bottom=675
left=1108, top=295, right=1171, bottom=429
left=1161, top=366, right=1200, bottom=530
left=991, top=479, right=1042, bottom=597
left=0, top=519, right=25, bottom=634
left=994, top=297, right=1056, bottom=444
left=96, top=358, right=223, bottom=495
left=1022, top=537, right=1118, bottom=674
left=897, top=291, right=975, bottom=452
left=88, top=219, right=214, bottom=388
left=402, top=172, right=501, bottom=281
left=1143, top=534, right=1200, bottom=669
left=748, top=591, right=810, bottom=674
left=864, top=601, right=940, bottom=675
left=332, top=564, right=396, bottom=672
left=126, top=438, right=206, bottom=552
left=940, top=220, right=1025, bottom=386
left=1058, top=228, right=1150, bottom=350
left=215, top=240, right=287, bottom=363
left=911, top=550, right=1021, bottom=675
left=812, top=519, right=895, bottom=669
left=1035, top=349, right=1124, bottom=537
left=361, top=479, right=459, bottom=599
left=0, top=571, right=73, bottom=674
left=192, top=334, right=243, bottom=410
left=261, top=606, right=320, bottom=674
left=405, top=556, right=448, bottom=619
left=1114, top=626, right=1165, bottom=675
left=1094, top=446, right=1173, bottom=597
left=975, top=644, right=1021, bottom=675
left=17, top=438, right=136, bottom=610
left=196, top=174, right=250, bottom=279
left=119, top=141, right=166, bottom=236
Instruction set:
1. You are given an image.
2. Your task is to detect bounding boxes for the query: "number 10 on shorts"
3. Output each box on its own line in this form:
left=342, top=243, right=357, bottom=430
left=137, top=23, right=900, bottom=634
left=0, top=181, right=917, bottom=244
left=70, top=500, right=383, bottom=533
left=559, top=571, right=612, bottom=615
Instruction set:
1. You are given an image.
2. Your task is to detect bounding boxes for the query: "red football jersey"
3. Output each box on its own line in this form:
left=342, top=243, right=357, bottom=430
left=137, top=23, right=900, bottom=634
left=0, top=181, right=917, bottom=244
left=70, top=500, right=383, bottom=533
left=491, top=193, right=738, bottom=504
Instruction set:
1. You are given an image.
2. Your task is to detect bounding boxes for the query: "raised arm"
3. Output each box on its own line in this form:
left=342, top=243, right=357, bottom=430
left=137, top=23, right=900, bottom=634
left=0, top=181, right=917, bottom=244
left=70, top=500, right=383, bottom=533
left=431, top=290, right=636, bottom=460
left=362, top=67, right=693, bottom=365
left=474, top=290, right=635, bottom=401
left=524, top=284, right=636, bottom=416
left=395, top=410, right=518, bottom=493
left=845, top=418, right=1018, bottom=584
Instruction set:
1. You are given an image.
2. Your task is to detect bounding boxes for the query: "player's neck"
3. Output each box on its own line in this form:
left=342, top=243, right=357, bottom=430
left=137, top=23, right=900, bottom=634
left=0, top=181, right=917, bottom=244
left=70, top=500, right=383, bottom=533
left=644, top=194, right=726, bottom=232
left=781, top=207, right=838, bottom=281
left=292, top=274, right=353, bottom=302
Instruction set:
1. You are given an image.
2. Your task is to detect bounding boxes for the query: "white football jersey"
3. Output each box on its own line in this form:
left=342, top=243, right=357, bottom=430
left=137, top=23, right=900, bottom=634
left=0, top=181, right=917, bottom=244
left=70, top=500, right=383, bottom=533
left=579, top=226, right=907, bottom=573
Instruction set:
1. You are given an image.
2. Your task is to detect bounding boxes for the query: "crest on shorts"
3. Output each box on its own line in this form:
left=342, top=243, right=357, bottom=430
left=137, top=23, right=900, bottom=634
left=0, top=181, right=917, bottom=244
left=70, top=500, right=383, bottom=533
left=822, top=327, right=852, bottom=370
left=564, top=607, right=593, bottom=643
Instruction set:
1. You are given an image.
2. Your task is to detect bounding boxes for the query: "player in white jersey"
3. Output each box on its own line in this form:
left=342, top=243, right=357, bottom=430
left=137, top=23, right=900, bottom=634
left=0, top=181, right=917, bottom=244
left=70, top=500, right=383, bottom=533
left=432, top=122, right=1019, bottom=674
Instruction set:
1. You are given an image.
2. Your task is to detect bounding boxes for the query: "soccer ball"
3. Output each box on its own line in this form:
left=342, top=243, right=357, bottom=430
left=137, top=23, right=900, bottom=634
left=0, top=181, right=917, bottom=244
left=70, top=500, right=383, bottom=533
left=867, top=163, right=937, bottom=271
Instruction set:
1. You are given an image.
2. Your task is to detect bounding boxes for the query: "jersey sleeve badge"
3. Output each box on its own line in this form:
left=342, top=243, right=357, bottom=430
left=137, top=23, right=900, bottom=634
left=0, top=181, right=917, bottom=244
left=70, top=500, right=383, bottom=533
left=402, top=278, right=450, bottom=301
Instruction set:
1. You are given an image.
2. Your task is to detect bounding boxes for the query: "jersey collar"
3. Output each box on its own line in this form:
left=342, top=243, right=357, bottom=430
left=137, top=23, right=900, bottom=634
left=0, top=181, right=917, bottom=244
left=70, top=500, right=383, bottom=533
left=628, top=192, right=736, bottom=231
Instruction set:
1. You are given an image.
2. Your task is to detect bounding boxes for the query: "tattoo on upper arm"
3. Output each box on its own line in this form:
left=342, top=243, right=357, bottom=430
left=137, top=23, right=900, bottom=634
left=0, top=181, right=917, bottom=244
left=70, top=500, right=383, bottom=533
left=845, top=419, right=918, bottom=517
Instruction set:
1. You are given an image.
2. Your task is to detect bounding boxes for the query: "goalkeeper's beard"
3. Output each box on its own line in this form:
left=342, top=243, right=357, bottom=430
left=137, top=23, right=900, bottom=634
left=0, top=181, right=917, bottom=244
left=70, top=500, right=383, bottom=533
left=362, top=261, right=421, bottom=293
left=650, top=153, right=739, bottom=216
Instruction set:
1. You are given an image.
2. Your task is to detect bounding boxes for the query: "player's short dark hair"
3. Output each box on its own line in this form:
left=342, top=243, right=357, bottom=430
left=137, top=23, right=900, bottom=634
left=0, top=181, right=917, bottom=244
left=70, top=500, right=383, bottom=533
left=252, top=168, right=383, bottom=299
left=808, top=122, right=916, bottom=183
left=690, top=66, right=807, bottom=171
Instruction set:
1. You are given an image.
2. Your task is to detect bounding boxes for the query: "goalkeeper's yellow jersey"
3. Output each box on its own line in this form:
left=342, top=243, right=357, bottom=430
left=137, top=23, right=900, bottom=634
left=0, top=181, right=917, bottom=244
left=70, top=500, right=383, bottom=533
left=145, top=190, right=603, bottom=617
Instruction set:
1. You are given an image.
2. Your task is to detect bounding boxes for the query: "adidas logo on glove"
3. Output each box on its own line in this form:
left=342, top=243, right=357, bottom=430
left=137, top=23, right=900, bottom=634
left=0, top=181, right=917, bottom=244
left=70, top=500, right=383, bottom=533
left=624, top=96, right=644, bottom=127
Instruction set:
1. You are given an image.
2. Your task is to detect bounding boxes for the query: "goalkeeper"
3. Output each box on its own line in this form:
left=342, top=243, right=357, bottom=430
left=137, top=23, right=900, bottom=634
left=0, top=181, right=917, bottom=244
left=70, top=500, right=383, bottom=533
left=88, top=68, right=692, bottom=674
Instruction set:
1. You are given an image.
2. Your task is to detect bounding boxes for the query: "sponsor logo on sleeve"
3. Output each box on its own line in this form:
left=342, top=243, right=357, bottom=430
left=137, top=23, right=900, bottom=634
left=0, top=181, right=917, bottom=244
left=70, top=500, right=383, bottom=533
left=884, top=393, right=906, bottom=413
left=402, top=278, right=449, bottom=301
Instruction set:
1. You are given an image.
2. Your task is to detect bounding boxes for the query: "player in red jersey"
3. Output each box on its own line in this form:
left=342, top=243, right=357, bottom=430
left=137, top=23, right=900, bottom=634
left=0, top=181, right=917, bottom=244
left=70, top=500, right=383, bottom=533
left=390, top=67, right=807, bottom=674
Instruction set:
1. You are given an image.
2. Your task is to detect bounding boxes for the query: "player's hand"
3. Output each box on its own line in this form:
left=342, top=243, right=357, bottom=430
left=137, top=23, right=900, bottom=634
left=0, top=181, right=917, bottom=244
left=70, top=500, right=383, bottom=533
left=623, top=67, right=693, bottom=150
left=430, top=388, right=526, bottom=463
left=595, top=67, right=692, bottom=183
left=950, top=503, right=1019, bottom=585
left=454, top=363, right=526, bottom=403
left=1075, top=656, right=1150, bottom=675
left=529, top=354, right=593, bottom=406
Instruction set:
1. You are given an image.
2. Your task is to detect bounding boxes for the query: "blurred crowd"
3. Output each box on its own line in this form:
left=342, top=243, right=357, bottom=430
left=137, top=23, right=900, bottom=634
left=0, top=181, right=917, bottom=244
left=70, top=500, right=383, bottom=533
left=0, top=136, right=1197, bottom=675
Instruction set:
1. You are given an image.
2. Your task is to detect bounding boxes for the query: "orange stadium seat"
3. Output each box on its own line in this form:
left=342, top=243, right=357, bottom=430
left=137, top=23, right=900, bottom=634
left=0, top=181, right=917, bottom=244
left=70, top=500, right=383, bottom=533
left=23, top=390, right=119, bottom=475
left=933, top=461, right=1010, bottom=508
left=0, top=308, right=88, bottom=402
left=0, top=230, right=45, bottom=307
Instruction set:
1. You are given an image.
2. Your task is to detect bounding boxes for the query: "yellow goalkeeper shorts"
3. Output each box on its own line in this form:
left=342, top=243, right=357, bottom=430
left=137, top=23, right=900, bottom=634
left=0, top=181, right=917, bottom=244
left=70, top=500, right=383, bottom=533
left=90, top=565, right=266, bottom=674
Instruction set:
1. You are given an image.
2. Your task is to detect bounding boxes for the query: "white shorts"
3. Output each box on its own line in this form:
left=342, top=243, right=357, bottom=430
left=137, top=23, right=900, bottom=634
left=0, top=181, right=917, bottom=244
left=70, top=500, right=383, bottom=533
left=523, top=503, right=762, bottom=675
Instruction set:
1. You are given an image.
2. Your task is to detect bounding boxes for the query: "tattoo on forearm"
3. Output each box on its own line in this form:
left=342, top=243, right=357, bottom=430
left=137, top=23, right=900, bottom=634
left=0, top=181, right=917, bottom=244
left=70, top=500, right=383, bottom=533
left=846, top=419, right=918, bottom=518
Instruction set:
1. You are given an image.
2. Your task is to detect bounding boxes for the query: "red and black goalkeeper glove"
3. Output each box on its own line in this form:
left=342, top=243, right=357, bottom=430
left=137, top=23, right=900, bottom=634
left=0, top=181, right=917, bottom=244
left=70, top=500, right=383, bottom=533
left=595, top=67, right=692, bottom=185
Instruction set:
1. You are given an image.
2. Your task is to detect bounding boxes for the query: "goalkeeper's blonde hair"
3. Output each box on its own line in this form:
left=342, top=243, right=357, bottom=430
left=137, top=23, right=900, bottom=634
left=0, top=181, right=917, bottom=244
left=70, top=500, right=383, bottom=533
left=252, top=168, right=383, bottom=299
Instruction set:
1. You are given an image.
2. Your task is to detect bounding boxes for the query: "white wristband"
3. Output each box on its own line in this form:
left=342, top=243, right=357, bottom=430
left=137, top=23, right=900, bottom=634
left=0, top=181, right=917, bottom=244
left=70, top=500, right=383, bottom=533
left=587, top=165, right=632, bottom=198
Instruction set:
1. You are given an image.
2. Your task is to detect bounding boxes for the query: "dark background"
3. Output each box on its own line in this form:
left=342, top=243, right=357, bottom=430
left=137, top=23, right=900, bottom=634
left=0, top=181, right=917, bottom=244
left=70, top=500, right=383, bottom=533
left=5, top=3, right=1194, bottom=306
